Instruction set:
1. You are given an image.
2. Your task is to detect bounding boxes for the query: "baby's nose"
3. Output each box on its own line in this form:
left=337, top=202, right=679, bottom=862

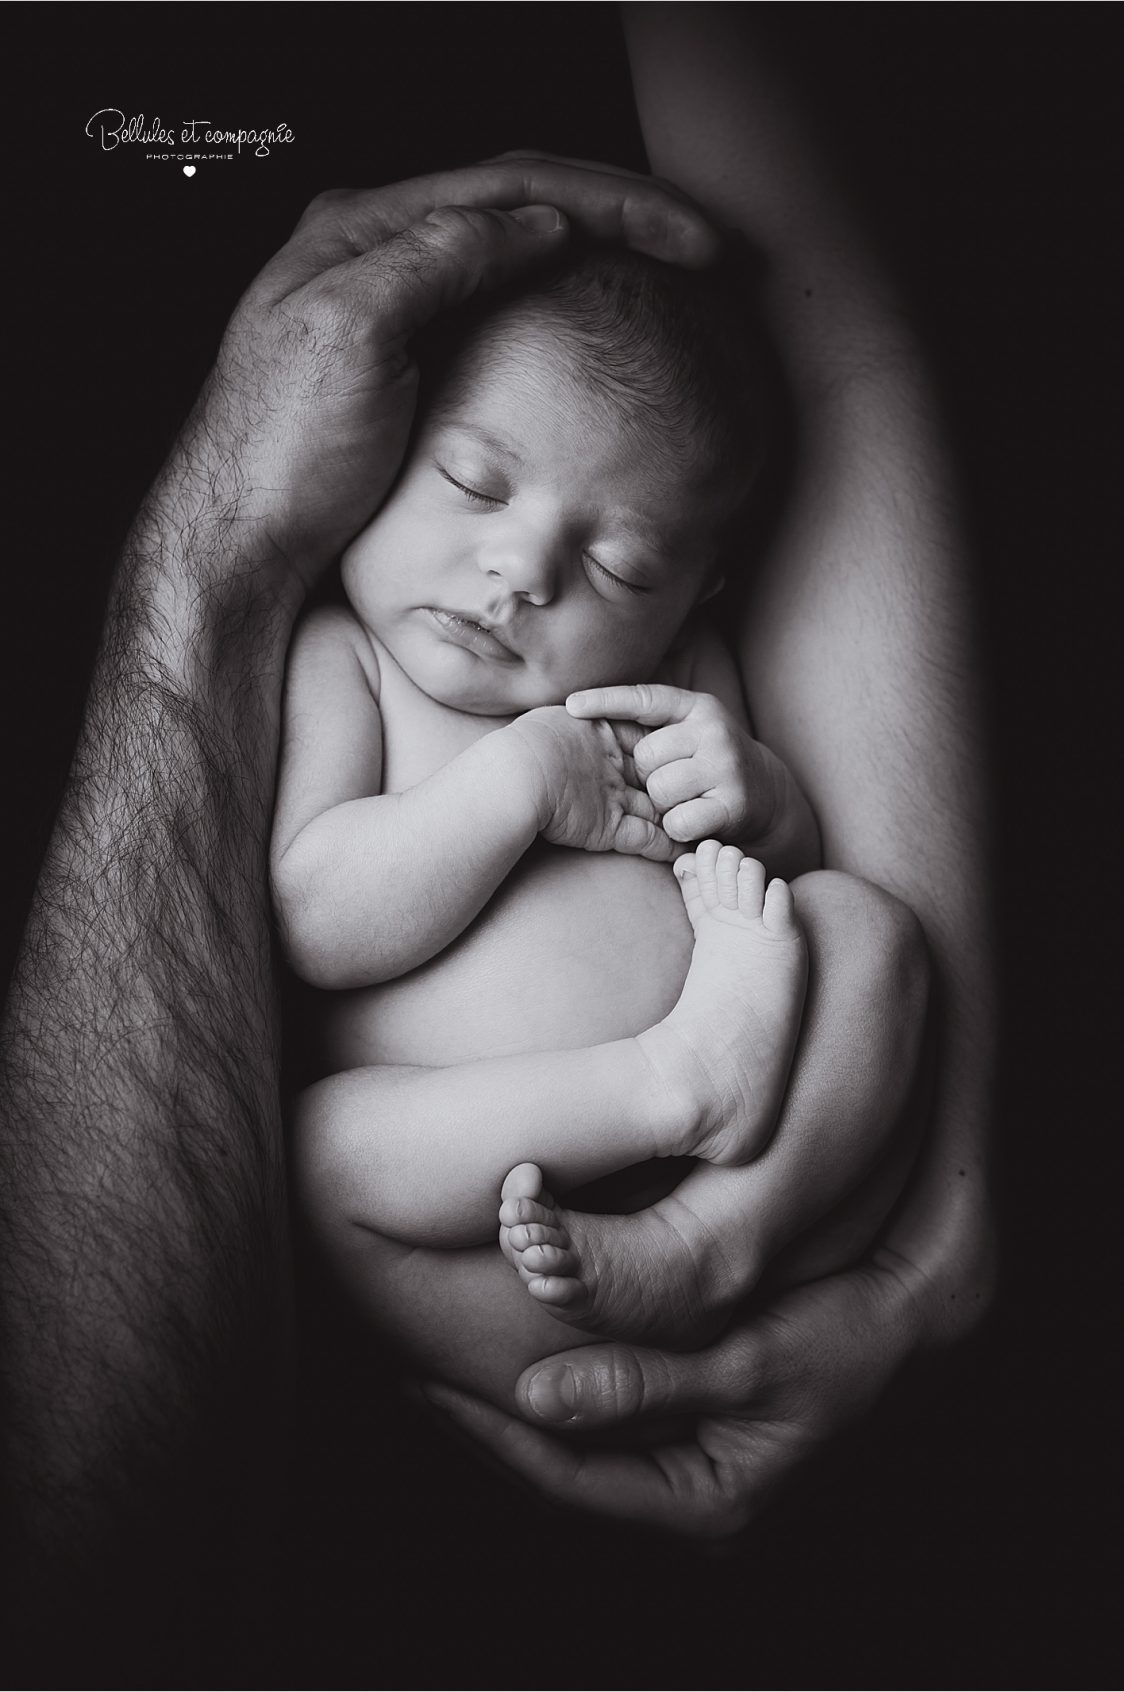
left=477, top=534, right=558, bottom=606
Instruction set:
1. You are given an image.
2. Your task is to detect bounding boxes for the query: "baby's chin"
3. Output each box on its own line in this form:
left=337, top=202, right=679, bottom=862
left=411, top=669, right=567, bottom=720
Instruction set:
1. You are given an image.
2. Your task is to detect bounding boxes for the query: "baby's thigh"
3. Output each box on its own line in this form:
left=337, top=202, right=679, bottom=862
left=791, top=868, right=930, bottom=1079
left=317, top=1217, right=597, bottom=1414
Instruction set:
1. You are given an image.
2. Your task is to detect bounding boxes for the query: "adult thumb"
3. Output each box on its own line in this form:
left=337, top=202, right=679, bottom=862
left=515, top=1339, right=712, bottom=1429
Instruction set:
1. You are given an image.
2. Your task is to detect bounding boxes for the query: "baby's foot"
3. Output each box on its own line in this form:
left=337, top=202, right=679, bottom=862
left=639, top=842, right=807, bottom=1166
left=498, top=1162, right=728, bottom=1345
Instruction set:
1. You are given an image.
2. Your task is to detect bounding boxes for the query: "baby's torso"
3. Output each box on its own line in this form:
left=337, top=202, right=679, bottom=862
left=317, top=624, right=731, bottom=1075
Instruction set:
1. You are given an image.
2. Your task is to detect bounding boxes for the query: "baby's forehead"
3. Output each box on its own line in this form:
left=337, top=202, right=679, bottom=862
left=434, top=316, right=707, bottom=476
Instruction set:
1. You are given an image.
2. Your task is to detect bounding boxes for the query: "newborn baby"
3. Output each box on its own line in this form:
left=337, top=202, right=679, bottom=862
left=271, top=250, right=898, bottom=1409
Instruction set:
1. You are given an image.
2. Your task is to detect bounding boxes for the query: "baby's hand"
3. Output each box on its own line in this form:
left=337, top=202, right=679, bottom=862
left=566, top=684, right=785, bottom=850
left=507, top=706, right=675, bottom=862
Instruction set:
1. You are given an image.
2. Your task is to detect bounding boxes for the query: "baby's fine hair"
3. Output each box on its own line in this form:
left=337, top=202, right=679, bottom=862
left=421, top=244, right=775, bottom=524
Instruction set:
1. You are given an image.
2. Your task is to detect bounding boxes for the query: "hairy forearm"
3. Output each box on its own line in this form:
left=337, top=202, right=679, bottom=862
left=0, top=477, right=300, bottom=1621
left=274, top=726, right=542, bottom=988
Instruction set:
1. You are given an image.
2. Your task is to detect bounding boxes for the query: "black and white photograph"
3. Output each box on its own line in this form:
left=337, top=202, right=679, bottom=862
left=3, top=6, right=1117, bottom=1688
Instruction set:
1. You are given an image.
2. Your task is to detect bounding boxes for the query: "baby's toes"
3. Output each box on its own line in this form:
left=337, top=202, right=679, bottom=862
left=716, top=844, right=744, bottom=909
left=517, top=1240, right=579, bottom=1282
left=500, top=1161, right=544, bottom=1205
left=506, top=1219, right=566, bottom=1253
left=736, top=856, right=767, bottom=919
left=693, top=839, right=722, bottom=908
left=762, top=875, right=797, bottom=934
left=498, top=1194, right=558, bottom=1231
left=526, top=1272, right=585, bottom=1308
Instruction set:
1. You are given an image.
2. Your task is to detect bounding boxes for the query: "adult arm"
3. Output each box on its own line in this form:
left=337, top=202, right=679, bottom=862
left=428, top=9, right=996, bottom=1529
left=0, top=157, right=718, bottom=1665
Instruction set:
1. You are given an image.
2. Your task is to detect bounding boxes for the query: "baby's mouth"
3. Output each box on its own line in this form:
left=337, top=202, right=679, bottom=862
left=426, top=607, right=520, bottom=663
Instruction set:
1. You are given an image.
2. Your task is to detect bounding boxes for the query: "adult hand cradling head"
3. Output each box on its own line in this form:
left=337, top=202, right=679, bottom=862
left=178, top=154, right=720, bottom=592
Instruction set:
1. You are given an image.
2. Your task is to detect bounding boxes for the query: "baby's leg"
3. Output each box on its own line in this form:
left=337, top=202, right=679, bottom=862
left=299, top=870, right=927, bottom=1412
left=501, top=864, right=931, bottom=1342
left=299, top=1186, right=600, bottom=1410
left=295, top=846, right=807, bottom=1248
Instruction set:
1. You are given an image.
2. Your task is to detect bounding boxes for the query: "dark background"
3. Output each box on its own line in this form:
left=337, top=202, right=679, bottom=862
left=7, top=6, right=1118, bottom=1688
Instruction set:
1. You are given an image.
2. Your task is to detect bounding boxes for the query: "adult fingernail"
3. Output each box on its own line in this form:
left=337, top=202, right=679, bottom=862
left=510, top=203, right=565, bottom=235
left=526, top=1363, right=577, bottom=1421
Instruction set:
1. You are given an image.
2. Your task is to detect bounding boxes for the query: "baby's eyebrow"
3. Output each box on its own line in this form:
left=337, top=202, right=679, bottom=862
left=612, top=511, right=682, bottom=564
left=441, top=420, right=524, bottom=468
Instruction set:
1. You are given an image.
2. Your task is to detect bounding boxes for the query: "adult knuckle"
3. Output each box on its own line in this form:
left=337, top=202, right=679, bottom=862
left=310, top=186, right=353, bottom=211
left=295, top=285, right=357, bottom=347
left=423, top=203, right=504, bottom=244
left=592, top=1348, right=647, bottom=1419
left=296, top=186, right=353, bottom=230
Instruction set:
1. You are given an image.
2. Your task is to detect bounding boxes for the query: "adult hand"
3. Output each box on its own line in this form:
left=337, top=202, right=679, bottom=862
left=169, top=154, right=719, bottom=590
left=424, top=1248, right=968, bottom=1536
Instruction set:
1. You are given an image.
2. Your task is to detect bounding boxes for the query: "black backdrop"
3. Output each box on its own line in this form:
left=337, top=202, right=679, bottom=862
left=6, top=7, right=1118, bottom=1688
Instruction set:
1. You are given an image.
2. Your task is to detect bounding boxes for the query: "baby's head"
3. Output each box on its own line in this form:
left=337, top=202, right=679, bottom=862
left=342, top=247, right=771, bottom=716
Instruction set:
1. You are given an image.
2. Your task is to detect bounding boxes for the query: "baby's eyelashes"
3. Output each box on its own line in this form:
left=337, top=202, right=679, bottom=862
left=437, top=467, right=507, bottom=508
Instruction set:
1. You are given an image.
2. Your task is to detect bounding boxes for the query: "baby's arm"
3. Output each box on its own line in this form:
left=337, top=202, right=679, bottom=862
left=271, top=608, right=671, bottom=987
left=569, top=625, right=820, bottom=879
left=272, top=607, right=540, bottom=985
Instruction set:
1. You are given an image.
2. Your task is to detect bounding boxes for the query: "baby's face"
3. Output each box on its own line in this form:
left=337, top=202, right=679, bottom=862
left=341, top=326, right=727, bottom=716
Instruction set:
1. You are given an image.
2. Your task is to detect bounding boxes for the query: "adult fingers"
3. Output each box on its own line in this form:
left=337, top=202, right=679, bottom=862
left=567, top=683, right=698, bottom=727
left=515, top=1265, right=920, bottom=1435
left=286, top=205, right=571, bottom=357
left=424, top=1267, right=924, bottom=1535
left=260, top=158, right=720, bottom=298
left=421, top=1383, right=745, bottom=1535
left=483, top=148, right=707, bottom=214
left=514, top=1335, right=757, bottom=1429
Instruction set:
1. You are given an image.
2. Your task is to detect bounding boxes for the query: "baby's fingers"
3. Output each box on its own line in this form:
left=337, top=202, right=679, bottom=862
left=662, top=794, right=729, bottom=844
left=567, top=683, right=697, bottom=726
left=645, top=757, right=707, bottom=813
left=631, top=722, right=697, bottom=778
left=612, top=812, right=677, bottom=862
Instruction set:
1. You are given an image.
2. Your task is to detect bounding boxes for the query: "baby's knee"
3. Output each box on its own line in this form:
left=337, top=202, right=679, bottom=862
left=792, top=869, right=930, bottom=1029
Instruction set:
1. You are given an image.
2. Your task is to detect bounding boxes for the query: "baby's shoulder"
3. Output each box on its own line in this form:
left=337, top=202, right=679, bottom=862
left=656, top=615, right=747, bottom=718
left=289, top=602, right=381, bottom=701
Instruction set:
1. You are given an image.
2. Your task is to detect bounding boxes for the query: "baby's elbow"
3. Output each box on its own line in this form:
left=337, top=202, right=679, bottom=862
left=271, top=858, right=366, bottom=990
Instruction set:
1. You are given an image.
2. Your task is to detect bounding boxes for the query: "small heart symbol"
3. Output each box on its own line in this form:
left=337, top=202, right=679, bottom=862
left=183, top=165, right=196, bottom=177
